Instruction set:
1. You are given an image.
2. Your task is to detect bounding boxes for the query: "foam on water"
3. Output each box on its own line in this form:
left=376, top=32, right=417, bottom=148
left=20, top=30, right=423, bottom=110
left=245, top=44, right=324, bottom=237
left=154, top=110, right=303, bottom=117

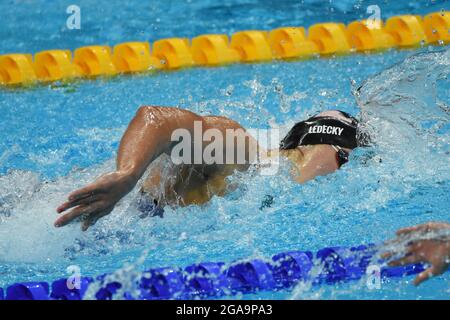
left=287, top=49, right=450, bottom=300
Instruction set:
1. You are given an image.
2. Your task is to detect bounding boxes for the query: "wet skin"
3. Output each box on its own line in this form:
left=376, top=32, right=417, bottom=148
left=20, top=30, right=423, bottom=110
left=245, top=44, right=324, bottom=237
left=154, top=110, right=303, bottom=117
left=383, top=222, right=450, bottom=286
left=56, top=106, right=347, bottom=231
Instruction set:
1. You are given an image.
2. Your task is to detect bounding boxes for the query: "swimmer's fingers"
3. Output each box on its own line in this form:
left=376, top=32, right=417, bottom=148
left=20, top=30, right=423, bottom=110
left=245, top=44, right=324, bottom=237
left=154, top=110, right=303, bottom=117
left=56, top=177, right=110, bottom=213
left=396, top=222, right=449, bottom=236
left=57, top=194, right=102, bottom=213
left=388, top=254, right=419, bottom=267
left=396, top=225, right=426, bottom=236
left=54, top=205, right=88, bottom=227
left=54, top=202, right=103, bottom=228
left=382, top=236, right=405, bottom=249
left=66, top=174, right=116, bottom=202
left=380, top=236, right=410, bottom=258
left=81, top=207, right=113, bottom=232
left=387, top=241, right=429, bottom=267
left=67, top=184, right=102, bottom=202
left=414, top=266, right=441, bottom=286
left=380, top=250, right=394, bottom=260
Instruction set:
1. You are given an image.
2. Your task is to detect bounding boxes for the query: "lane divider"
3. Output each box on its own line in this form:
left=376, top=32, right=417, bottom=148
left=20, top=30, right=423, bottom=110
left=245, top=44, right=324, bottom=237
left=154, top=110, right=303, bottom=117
left=230, top=31, right=273, bottom=62
left=34, top=50, right=77, bottom=81
left=1, top=243, right=445, bottom=300
left=152, top=38, right=194, bottom=69
left=269, top=27, right=319, bottom=58
left=347, top=20, right=396, bottom=51
left=191, top=34, right=240, bottom=65
left=0, top=11, right=448, bottom=87
left=384, top=15, right=428, bottom=47
left=73, top=45, right=117, bottom=76
left=113, top=42, right=160, bottom=73
left=308, top=23, right=351, bottom=54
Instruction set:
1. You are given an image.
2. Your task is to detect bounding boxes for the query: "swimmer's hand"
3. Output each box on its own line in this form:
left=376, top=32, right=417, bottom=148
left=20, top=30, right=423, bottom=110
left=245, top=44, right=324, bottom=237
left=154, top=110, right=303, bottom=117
left=382, top=222, right=450, bottom=286
left=55, top=171, right=135, bottom=231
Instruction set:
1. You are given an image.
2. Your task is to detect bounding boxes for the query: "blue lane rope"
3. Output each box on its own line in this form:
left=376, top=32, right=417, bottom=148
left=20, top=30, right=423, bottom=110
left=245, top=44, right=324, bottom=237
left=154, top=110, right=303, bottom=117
left=0, top=243, right=434, bottom=300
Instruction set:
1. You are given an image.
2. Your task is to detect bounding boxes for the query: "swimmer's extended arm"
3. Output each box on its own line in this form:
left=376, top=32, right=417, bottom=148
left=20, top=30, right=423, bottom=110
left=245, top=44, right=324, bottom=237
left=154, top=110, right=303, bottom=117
left=55, top=106, right=204, bottom=231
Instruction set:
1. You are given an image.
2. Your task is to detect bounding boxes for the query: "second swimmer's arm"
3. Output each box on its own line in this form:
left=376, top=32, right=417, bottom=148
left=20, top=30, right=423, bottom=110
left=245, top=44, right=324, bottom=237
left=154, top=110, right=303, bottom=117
left=55, top=106, right=203, bottom=231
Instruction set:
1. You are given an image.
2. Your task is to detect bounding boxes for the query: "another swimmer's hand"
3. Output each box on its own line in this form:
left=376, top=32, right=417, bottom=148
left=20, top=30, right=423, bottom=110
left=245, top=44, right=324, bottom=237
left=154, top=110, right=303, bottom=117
left=395, top=222, right=450, bottom=235
left=55, top=171, right=136, bottom=231
left=382, top=222, right=450, bottom=286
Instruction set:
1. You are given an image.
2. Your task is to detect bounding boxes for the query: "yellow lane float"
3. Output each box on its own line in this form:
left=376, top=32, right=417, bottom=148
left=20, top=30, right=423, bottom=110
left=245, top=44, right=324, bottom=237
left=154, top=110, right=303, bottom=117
left=113, top=42, right=162, bottom=73
left=308, top=23, right=351, bottom=54
left=1, top=11, right=448, bottom=87
left=230, top=31, right=272, bottom=62
left=34, top=50, right=78, bottom=81
left=152, top=38, right=194, bottom=69
left=347, top=20, right=396, bottom=51
left=73, top=46, right=117, bottom=76
left=269, top=27, right=319, bottom=58
left=423, top=11, right=450, bottom=44
left=0, top=54, right=36, bottom=85
left=191, top=34, right=240, bottom=66
left=384, top=15, right=427, bottom=47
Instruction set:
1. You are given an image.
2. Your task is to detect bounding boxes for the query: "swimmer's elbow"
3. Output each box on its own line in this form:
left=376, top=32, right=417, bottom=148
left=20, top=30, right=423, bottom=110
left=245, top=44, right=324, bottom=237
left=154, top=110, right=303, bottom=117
left=135, top=105, right=161, bottom=119
left=136, top=106, right=200, bottom=122
left=134, top=106, right=172, bottom=127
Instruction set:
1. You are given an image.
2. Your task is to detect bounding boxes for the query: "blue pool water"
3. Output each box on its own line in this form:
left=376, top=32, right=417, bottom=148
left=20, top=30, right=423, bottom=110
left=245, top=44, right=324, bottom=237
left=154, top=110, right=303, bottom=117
left=0, top=0, right=449, bottom=299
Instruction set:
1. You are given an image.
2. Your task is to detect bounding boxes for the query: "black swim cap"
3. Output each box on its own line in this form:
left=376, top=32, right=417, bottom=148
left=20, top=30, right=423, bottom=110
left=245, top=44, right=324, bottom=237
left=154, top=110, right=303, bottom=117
left=280, top=110, right=362, bottom=150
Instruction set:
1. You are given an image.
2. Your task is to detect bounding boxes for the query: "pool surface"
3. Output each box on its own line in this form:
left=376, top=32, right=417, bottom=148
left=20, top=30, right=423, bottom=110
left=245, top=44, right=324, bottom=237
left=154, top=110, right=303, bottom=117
left=0, top=0, right=449, bottom=299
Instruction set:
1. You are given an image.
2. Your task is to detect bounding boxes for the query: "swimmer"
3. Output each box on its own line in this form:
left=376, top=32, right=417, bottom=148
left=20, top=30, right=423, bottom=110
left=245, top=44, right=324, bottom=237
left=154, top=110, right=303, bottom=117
left=56, top=106, right=367, bottom=230
left=383, top=222, right=450, bottom=286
